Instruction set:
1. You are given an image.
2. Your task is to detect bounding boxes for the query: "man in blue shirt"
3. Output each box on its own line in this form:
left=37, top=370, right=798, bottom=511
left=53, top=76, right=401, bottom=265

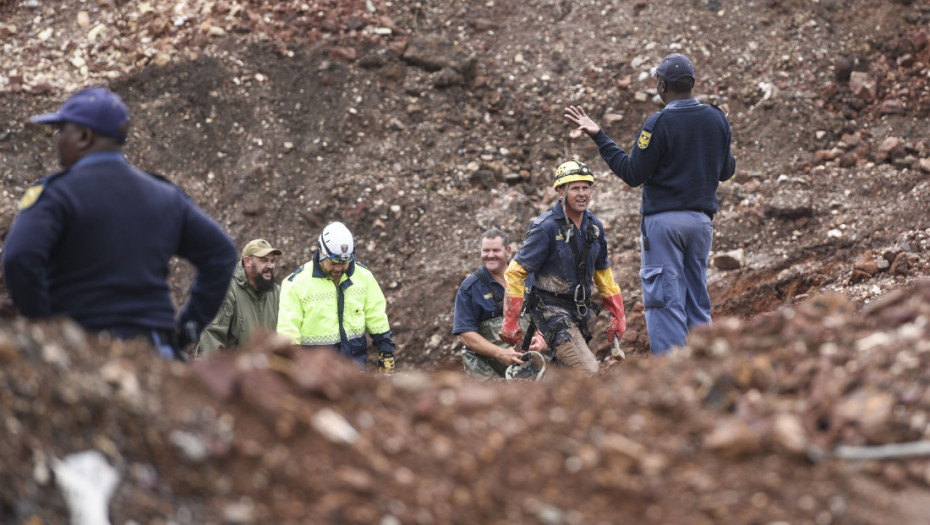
left=2, top=86, right=237, bottom=358
left=452, top=228, right=544, bottom=380
left=564, top=53, right=736, bottom=354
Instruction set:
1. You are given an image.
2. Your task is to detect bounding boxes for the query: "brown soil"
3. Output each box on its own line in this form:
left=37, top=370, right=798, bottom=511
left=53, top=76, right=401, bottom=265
left=2, top=0, right=930, bottom=523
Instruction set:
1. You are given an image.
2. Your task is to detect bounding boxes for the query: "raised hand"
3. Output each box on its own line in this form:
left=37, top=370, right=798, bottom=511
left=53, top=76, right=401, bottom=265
left=563, top=105, right=601, bottom=137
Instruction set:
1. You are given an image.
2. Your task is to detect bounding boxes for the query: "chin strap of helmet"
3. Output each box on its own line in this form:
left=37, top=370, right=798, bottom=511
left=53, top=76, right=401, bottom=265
left=561, top=191, right=573, bottom=244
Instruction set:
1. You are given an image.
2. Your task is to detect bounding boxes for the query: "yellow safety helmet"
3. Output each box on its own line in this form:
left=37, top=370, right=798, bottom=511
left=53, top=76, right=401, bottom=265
left=553, top=160, right=594, bottom=190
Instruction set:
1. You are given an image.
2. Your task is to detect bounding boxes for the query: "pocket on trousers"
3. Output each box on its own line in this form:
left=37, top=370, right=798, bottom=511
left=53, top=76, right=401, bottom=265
left=640, top=266, right=669, bottom=308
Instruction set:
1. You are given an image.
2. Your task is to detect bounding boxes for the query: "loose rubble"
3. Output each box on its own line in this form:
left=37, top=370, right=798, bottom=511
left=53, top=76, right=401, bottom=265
left=2, top=0, right=930, bottom=523
left=3, top=283, right=930, bottom=523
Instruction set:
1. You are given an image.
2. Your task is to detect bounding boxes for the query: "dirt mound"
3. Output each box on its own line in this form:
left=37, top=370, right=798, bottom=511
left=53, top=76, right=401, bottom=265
left=3, top=0, right=930, bottom=522
left=3, top=284, right=930, bottom=523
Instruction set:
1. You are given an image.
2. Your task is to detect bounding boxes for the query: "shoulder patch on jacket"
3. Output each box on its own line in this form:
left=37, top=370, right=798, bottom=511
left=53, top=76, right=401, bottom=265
left=637, top=111, right=664, bottom=150
left=287, top=265, right=305, bottom=281
left=18, top=170, right=68, bottom=211
left=18, top=185, right=44, bottom=210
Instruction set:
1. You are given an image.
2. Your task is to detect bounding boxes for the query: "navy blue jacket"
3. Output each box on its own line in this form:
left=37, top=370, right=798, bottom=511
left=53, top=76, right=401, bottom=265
left=452, top=266, right=503, bottom=335
left=593, top=98, right=736, bottom=215
left=2, top=152, right=237, bottom=335
left=514, top=201, right=610, bottom=299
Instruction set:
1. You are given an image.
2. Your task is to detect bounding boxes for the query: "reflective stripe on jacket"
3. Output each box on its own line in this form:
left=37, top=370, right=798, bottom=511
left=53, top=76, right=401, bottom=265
left=277, top=253, right=393, bottom=363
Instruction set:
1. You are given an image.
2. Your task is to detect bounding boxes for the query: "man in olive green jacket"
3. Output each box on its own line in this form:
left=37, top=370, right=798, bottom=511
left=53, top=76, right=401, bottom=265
left=196, top=239, right=282, bottom=357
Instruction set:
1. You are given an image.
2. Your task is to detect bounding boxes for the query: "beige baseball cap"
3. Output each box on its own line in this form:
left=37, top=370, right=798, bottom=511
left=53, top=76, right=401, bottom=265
left=241, top=239, right=283, bottom=259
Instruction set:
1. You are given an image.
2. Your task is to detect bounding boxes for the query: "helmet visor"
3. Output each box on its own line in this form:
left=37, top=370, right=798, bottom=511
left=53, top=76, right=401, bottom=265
left=326, top=252, right=354, bottom=264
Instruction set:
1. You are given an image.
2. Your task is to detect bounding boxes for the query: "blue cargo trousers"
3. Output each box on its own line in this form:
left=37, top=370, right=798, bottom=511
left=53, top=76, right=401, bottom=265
left=640, top=210, right=713, bottom=354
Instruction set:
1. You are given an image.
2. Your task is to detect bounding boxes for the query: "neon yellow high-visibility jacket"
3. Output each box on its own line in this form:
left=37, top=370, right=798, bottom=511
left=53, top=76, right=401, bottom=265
left=277, top=253, right=394, bottom=367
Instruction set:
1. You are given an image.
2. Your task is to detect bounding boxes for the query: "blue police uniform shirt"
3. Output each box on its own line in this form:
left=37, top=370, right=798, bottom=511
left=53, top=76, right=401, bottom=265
left=452, top=265, right=503, bottom=335
left=593, top=98, right=736, bottom=215
left=513, top=201, right=610, bottom=297
left=2, top=151, right=237, bottom=335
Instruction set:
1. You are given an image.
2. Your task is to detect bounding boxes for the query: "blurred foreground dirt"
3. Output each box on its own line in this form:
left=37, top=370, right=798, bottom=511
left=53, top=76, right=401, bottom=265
left=3, top=281, right=930, bottom=524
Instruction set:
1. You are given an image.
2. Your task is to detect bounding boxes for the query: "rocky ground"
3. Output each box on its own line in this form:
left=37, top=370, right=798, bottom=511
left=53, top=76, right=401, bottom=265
left=2, top=0, right=930, bottom=523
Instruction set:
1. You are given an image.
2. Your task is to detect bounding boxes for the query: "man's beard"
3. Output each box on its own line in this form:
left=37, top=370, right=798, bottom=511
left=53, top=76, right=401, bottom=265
left=255, top=273, right=275, bottom=292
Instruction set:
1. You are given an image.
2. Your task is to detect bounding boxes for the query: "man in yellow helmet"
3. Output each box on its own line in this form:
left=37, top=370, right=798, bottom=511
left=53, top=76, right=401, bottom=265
left=498, top=160, right=626, bottom=376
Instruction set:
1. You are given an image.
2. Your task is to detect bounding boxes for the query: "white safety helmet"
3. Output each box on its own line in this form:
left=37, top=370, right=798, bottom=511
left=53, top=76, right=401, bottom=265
left=505, top=351, right=547, bottom=381
left=318, top=222, right=354, bottom=263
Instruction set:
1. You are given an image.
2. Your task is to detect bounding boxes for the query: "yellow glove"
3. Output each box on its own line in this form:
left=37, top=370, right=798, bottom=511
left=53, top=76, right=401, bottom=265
left=378, top=351, right=395, bottom=374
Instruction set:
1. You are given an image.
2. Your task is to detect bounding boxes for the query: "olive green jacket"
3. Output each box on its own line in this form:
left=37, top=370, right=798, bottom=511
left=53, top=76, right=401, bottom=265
left=196, top=261, right=280, bottom=356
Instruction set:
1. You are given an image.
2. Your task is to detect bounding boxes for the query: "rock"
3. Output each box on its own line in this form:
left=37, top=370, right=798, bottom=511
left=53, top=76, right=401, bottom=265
left=918, top=158, right=930, bottom=173
left=0, top=331, right=20, bottom=363
left=835, top=390, right=898, bottom=443
left=433, top=67, right=463, bottom=88
left=223, top=498, right=257, bottom=524
left=703, top=418, right=762, bottom=457
left=311, top=407, right=359, bottom=444
left=873, top=136, right=905, bottom=163
left=290, top=350, right=367, bottom=400
left=238, top=367, right=293, bottom=415
left=847, top=269, right=872, bottom=285
left=771, top=413, right=808, bottom=456
left=402, top=36, right=475, bottom=76
left=889, top=252, right=910, bottom=275
left=192, top=354, right=241, bottom=400
left=853, top=250, right=879, bottom=275
left=764, top=189, right=813, bottom=219
left=455, top=383, right=498, bottom=410
left=879, top=99, right=906, bottom=116
left=329, top=46, right=357, bottom=62
left=849, top=71, right=876, bottom=102
left=713, top=249, right=744, bottom=270
left=169, top=430, right=208, bottom=462
left=100, top=360, right=142, bottom=408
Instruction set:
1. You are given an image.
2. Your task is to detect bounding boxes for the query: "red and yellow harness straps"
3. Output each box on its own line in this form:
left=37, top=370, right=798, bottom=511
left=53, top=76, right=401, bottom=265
left=497, top=259, right=531, bottom=346
left=594, top=267, right=627, bottom=342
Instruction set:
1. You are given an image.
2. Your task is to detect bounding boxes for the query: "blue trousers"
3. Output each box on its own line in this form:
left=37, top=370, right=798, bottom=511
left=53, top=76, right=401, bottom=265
left=640, top=210, right=713, bottom=354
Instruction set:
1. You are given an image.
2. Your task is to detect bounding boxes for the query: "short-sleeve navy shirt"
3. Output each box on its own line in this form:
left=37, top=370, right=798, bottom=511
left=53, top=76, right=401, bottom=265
left=452, top=266, right=504, bottom=335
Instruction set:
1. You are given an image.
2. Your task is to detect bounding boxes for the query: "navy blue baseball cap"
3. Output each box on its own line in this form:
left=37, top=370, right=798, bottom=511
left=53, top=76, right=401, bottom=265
left=30, top=86, right=130, bottom=143
left=652, top=53, right=695, bottom=88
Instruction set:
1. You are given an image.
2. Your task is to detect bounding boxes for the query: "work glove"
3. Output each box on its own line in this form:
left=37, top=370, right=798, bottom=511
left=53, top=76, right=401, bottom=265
left=528, top=331, right=547, bottom=353
left=603, top=293, right=627, bottom=343
left=378, top=351, right=395, bottom=375
left=498, top=295, right=524, bottom=347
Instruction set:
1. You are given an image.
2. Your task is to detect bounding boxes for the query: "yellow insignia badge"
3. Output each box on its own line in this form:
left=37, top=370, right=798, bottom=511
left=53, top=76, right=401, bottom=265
left=483, top=293, right=494, bottom=300
left=637, top=130, right=652, bottom=150
left=18, top=185, right=44, bottom=210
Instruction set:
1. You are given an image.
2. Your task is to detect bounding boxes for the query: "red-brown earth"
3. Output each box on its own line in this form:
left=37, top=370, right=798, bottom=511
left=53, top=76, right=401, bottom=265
left=2, top=0, right=930, bottom=523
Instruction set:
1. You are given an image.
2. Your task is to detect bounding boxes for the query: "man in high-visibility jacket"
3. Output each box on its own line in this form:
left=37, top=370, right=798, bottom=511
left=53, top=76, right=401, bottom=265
left=277, top=222, right=396, bottom=373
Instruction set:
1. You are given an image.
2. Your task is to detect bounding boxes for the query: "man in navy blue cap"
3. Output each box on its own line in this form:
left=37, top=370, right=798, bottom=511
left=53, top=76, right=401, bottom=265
left=2, top=86, right=238, bottom=359
left=563, top=53, right=736, bottom=355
